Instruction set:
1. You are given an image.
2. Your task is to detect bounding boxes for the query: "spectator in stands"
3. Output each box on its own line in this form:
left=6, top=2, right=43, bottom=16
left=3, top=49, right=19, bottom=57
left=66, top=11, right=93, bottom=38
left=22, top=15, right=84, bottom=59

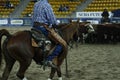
left=66, top=5, right=69, bottom=11
left=101, top=9, right=110, bottom=23
left=58, top=4, right=69, bottom=12
left=58, top=4, right=64, bottom=12
left=101, top=9, right=109, bottom=18
left=5, top=0, right=10, bottom=8
left=26, top=13, right=32, bottom=17
left=5, top=0, right=14, bottom=8
left=10, top=3, right=14, bottom=8
left=63, top=4, right=69, bottom=11
left=32, top=0, right=67, bottom=69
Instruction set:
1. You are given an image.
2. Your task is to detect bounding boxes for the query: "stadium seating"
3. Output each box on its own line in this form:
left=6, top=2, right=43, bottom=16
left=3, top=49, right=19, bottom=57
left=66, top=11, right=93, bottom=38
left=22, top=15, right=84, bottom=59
left=0, top=0, right=20, bottom=18
left=0, top=0, right=84, bottom=18
left=21, top=0, right=83, bottom=18
left=84, top=0, right=120, bottom=12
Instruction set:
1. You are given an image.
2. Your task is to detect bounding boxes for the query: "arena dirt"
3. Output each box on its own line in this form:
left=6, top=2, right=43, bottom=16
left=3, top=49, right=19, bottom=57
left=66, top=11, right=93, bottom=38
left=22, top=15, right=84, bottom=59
left=1, top=43, right=120, bottom=80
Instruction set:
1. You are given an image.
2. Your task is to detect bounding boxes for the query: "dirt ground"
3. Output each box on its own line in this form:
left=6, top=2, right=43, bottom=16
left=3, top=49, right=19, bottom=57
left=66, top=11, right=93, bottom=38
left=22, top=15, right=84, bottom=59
left=1, top=43, right=120, bottom=80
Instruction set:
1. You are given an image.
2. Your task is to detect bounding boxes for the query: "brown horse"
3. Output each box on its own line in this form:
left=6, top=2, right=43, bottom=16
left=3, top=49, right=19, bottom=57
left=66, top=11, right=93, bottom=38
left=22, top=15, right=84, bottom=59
left=0, top=19, right=80, bottom=80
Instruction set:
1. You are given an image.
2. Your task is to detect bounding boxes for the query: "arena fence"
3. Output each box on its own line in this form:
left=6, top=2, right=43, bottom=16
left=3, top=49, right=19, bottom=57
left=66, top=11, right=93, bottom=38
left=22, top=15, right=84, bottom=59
left=0, top=17, right=120, bottom=27
left=0, top=17, right=119, bottom=43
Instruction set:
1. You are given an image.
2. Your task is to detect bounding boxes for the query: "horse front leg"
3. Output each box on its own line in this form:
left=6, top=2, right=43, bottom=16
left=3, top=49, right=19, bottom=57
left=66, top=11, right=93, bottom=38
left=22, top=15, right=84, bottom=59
left=48, top=67, right=56, bottom=80
left=57, top=66, right=62, bottom=80
left=48, top=67, right=62, bottom=80
left=56, top=59, right=63, bottom=80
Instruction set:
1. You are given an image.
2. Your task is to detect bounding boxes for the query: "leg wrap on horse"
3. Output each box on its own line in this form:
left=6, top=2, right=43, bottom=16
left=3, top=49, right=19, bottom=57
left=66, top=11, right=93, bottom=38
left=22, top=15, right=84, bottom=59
left=22, top=77, right=28, bottom=80
left=47, top=77, right=63, bottom=80
left=58, top=77, right=62, bottom=80
left=48, top=78, right=52, bottom=80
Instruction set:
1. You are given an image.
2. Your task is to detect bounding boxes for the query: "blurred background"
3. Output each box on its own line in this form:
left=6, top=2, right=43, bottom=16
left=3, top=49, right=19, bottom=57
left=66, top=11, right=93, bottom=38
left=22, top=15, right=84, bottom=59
left=0, top=0, right=120, bottom=26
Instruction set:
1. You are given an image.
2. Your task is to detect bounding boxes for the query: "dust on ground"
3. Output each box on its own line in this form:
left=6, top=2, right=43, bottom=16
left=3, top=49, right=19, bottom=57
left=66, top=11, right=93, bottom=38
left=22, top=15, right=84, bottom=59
left=1, top=44, right=120, bottom=80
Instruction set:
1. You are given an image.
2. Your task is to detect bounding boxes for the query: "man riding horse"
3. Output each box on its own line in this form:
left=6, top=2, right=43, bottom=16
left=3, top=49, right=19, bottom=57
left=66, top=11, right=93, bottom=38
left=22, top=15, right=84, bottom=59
left=32, top=0, right=67, bottom=68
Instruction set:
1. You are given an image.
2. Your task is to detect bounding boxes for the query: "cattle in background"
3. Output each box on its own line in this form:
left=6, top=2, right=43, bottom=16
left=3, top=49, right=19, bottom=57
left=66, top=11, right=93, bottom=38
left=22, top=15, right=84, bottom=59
left=73, top=22, right=95, bottom=44
left=87, top=23, right=120, bottom=44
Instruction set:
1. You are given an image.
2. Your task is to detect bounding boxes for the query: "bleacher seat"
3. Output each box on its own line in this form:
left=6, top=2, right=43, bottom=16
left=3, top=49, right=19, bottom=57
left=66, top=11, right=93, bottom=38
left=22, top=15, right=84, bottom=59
left=21, top=0, right=82, bottom=18
left=84, top=0, right=120, bottom=12
left=0, top=0, right=20, bottom=18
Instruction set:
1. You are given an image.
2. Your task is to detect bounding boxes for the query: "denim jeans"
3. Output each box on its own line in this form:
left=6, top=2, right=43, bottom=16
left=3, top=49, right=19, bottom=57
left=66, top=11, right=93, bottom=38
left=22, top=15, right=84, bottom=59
left=33, top=26, right=63, bottom=61
left=46, top=44, right=63, bottom=61
left=33, top=26, right=48, bottom=36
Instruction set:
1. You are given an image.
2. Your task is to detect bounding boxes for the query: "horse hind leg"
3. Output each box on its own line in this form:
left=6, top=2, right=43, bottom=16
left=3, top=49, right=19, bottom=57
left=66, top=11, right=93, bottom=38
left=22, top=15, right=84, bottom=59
left=2, top=56, right=15, bottom=80
left=16, top=59, right=32, bottom=80
left=57, top=66, right=63, bottom=80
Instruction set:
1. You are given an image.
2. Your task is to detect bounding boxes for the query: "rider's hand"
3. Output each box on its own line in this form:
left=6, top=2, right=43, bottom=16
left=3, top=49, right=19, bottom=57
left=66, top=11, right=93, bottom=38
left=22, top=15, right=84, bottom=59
left=52, top=24, right=57, bottom=28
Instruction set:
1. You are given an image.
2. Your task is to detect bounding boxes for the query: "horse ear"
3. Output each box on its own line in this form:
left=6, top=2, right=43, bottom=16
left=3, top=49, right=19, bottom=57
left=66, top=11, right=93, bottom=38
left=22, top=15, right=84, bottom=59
left=77, top=18, right=80, bottom=23
left=69, top=18, right=72, bottom=23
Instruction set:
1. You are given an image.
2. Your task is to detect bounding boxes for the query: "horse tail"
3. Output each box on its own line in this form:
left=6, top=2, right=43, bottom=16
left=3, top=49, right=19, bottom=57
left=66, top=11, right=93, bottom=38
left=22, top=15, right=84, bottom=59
left=0, top=29, right=11, bottom=66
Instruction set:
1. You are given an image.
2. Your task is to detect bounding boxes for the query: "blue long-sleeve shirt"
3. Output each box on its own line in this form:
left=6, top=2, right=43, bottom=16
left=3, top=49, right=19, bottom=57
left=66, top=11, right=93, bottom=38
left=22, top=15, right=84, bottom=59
left=33, top=0, right=57, bottom=26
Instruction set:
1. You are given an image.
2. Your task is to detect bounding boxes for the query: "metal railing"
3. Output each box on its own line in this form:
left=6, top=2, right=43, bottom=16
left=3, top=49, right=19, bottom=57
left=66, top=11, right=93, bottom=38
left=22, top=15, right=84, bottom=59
left=0, top=17, right=120, bottom=27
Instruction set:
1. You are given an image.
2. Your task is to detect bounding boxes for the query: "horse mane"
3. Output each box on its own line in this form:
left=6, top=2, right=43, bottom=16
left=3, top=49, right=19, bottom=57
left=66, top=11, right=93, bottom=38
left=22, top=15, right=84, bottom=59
left=59, top=20, right=79, bottom=30
left=57, top=23, right=70, bottom=30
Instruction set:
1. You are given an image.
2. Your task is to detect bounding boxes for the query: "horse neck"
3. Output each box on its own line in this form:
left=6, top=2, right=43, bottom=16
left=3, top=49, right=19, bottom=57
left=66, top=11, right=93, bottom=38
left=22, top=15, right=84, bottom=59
left=62, top=23, right=79, bottom=32
left=58, top=24, right=70, bottom=30
left=61, top=22, right=79, bottom=42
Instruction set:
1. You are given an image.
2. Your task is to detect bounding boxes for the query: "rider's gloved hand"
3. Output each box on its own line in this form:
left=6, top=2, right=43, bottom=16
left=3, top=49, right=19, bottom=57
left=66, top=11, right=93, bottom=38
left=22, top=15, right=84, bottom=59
left=52, top=24, right=57, bottom=28
left=49, top=24, right=57, bottom=28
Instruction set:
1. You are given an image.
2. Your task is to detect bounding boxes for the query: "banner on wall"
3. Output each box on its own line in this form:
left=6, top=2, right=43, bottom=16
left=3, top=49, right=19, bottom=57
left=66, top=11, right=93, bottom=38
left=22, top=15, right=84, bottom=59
left=0, top=19, right=8, bottom=25
left=76, top=12, right=112, bottom=18
left=10, top=19, right=23, bottom=25
left=0, top=17, right=120, bottom=26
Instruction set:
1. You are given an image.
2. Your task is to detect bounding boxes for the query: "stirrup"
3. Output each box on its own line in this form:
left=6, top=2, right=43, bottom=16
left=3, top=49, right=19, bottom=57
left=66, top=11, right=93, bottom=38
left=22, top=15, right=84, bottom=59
left=43, top=61, right=57, bottom=70
left=47, top=61, right=57, bottom=68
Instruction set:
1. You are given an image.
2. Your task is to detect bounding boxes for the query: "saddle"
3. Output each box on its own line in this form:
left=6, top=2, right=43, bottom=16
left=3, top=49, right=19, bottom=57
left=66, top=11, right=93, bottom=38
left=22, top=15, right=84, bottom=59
left=31, top=27, right=66, bottom=50
left=31, top=28, right=52, bottom=51
left=31, top=25, right=68, bottom=70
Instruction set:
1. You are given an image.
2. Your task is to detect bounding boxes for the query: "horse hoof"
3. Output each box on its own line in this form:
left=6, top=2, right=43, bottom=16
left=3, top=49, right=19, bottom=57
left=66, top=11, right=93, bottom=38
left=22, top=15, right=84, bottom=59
left=22, top=77, right=28, bottom=80
left=48, top=78, right=52, bottom=80
left=58, top=77, right=62, bottom=80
